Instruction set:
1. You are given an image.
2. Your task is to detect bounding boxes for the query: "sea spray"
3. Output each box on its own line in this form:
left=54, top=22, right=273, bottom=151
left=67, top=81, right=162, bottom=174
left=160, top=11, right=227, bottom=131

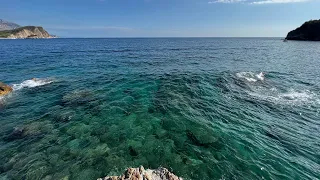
left=12, top=78, right=54, bottom=91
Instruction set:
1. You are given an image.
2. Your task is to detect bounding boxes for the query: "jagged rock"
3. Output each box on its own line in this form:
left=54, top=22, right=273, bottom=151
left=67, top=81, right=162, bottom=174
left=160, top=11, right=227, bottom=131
left=0, top=82, right=13, bottom=96
left=286, top=19, right=320, bottom=41
left=98, top=166, right=183, bottom=180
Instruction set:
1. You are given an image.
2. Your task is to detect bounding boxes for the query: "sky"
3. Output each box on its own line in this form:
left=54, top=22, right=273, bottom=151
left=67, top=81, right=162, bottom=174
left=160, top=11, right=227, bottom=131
left=0, top=0, right=319, bottom=37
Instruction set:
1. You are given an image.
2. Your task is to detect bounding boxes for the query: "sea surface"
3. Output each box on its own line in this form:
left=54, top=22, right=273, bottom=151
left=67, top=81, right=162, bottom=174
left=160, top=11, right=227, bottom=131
left=0, top=38, right=319, bottom=180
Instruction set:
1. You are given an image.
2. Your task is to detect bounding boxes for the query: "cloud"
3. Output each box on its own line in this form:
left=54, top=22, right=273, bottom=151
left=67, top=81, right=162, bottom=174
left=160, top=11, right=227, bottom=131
left=251, top=0, right=309, bottom=4
left=208, top=0, right=246, bottom=3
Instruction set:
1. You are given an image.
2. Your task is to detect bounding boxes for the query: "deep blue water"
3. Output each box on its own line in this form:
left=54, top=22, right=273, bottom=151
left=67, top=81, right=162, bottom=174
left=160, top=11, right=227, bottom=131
left=0, top=38, right=320, bottom=180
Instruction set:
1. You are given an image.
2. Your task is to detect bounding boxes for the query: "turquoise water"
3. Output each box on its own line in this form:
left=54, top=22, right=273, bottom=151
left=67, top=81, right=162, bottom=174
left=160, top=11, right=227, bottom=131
left=0, top=38, right=319, bottom=180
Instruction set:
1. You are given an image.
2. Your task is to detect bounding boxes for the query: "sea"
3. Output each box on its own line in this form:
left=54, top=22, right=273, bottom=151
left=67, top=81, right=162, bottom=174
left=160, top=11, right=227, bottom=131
left=0, top=38, right=319, bottom=180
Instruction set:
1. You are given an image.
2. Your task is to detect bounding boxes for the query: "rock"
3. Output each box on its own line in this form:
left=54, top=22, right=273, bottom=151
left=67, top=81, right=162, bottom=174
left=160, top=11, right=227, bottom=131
left=0, top=82, right=13, bottom=96
left=61, top=90, right=96, bottom=106
left=186, top=129, right=217, bottom=147
left=0, top=26, right=54, bottom=39
left=4, top=120, right=53, bottom=141
left=286, top=19, right=320, bottom=41
left=98, top=166, right=183, bottom=180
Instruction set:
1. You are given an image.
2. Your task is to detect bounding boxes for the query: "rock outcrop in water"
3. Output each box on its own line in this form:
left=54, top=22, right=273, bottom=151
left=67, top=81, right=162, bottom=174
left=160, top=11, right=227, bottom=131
left=286, top=20, right=320, bottom=41
left=98, top=166, right=183, bottom=180
left=0, top=26, right=54, bottom=39
left=0, top=82, right=13, bottom=96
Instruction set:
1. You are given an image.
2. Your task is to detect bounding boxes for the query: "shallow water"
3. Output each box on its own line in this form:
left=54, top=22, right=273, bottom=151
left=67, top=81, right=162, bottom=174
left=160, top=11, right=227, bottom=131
left=0, top=38, right=320, bottom=180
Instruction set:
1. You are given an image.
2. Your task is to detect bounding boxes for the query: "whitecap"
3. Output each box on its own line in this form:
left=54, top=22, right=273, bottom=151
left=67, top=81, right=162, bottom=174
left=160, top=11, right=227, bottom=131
left=12, top=78, right=54, bottom=91
left=256, top=72, right=265, bottom=81
left=248, top=88, right=318, bottom=106
left=279, top=90, right=312, bottom=101
left=236, top=72, right=264, bottom=82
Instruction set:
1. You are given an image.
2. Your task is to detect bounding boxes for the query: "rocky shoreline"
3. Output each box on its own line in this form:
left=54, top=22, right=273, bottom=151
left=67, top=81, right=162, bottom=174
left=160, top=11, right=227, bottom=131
left=98, top=166, right=183, bottom=180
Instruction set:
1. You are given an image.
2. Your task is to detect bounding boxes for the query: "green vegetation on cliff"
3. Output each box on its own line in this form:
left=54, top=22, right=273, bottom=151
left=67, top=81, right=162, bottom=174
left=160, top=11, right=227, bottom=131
left=0, top=26, right=51, bottom=38
left=286, top=20, right=320, bottom=41
left=0, top=26, right=31, bottom=37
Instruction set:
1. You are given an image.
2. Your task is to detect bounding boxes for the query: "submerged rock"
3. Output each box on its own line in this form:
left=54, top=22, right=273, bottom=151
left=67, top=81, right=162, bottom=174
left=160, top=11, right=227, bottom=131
left=98, top=166, right=183, bottom=180
left=61, top=90, right=96, bottom=106
left=186, top=129, right=217, bottom=147
left=0, top=82, right=13, bottom=96
left=4, top=121, right=53, bottom=141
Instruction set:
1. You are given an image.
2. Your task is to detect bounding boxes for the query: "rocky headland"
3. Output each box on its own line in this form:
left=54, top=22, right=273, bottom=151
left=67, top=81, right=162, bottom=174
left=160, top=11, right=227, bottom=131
left=98, top=166, right=183, bottom=180
left=0, top=19, right=54, bottom=39
left=286, top=20, right=320, bottom=41
left=0, top=26, right=54, bottom=39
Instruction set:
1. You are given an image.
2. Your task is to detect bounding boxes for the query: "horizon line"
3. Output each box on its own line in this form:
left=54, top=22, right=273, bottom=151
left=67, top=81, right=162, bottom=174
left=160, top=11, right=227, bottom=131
left=51, top=36, right=285, bottom=38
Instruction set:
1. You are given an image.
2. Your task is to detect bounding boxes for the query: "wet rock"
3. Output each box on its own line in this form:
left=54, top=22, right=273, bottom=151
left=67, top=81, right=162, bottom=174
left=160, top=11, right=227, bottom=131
left=98, top=166, right=183, bottom=180
left=0, top=82, right=13, bottom=96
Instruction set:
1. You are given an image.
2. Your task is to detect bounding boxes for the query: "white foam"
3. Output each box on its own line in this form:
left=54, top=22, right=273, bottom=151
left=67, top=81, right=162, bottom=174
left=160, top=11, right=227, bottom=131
left=256, top=72, right=265, bottom=81
left=236, top=72, right=264, bottom=82
left=279, top=90, right=311, bottom=101
left=248, top=88, right=318, bottom=106
left=0, top=93, right=11, bottom=104
left=12, top=78, right=53, bottom=91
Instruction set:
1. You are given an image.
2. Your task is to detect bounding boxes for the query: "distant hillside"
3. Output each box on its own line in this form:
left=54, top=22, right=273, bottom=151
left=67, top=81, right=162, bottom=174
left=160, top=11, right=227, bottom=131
left=0, top=19, right=20, bottom=31
left=286, top=20, right=320, bottom=41
left=0, top=26, right=53, bottom=39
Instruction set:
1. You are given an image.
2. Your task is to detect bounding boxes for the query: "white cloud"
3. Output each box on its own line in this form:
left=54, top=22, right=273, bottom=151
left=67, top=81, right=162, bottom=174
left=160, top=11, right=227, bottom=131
left=208, top=0, right=246, bottom=3
left=251, top=0, right=309, bottom=4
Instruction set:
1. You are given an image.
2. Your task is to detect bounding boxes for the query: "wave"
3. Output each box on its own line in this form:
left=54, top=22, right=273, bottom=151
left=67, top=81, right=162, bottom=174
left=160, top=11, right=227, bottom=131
left=12, top=78, right=54, bottom=91
left=236, top=72, right=265, bottom=82
left=0, top=93, right=12, bottom=104
left=222, top=72, right=320, bottom=106
left=248, top=88, right=319, bottom=106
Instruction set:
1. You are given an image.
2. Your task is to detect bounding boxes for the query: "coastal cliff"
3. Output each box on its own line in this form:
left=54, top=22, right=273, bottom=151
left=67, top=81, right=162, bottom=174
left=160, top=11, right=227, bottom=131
left=0, top=26, right=53, bottom=39
left=286, top=20, right=320, bottom=41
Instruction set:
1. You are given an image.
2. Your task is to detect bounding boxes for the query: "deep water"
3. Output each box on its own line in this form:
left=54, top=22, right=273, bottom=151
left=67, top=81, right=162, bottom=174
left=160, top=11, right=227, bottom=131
left=0, top=38, right=319, bottom=180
